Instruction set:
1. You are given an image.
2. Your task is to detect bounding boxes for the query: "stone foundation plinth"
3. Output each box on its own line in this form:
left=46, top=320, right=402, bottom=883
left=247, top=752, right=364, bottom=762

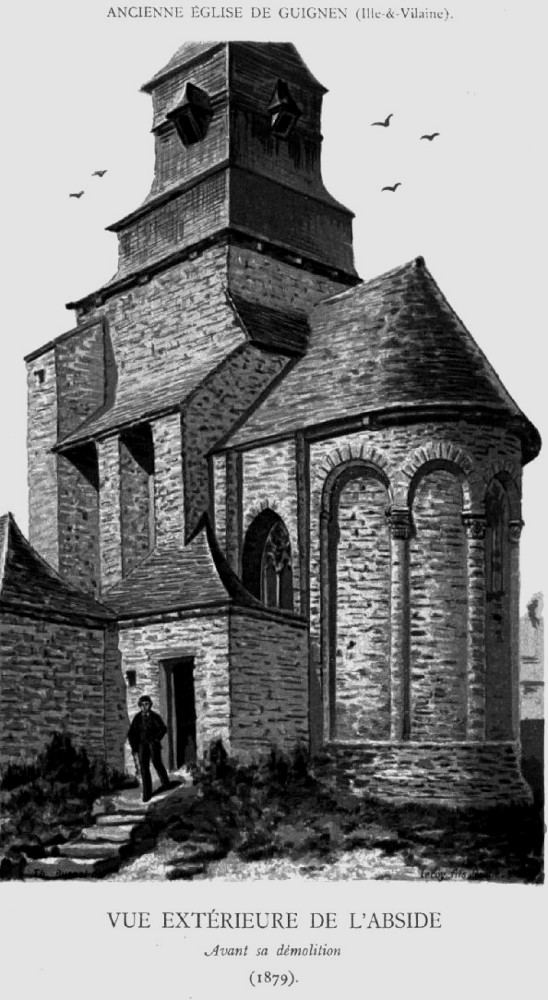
left=318, top=741, right=532, bottom=808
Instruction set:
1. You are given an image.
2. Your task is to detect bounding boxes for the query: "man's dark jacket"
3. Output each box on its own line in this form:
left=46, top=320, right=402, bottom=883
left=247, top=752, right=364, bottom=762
left=128, top=711, right=167, bottom=753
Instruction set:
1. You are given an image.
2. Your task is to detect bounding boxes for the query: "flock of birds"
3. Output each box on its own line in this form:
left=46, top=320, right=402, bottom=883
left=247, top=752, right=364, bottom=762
left=69, top=116, right=439, bottom=198
left=69, top=170, right=108, bottom=198
left=371, top=114, right=440, bottom=192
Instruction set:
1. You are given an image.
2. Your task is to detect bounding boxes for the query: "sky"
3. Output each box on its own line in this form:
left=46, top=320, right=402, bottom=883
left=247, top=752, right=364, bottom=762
left=0, top=0, right=546, bottom=608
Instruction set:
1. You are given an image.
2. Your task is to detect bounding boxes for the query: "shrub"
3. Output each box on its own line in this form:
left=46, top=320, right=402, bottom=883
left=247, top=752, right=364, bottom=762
left=0, top=759, right=40, bottom=792
left=0, top=732, right=126, bottom=858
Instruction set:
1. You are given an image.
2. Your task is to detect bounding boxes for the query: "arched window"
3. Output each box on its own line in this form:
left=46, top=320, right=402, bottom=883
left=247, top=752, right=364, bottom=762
left=242, top=510, right=294, bottom=611
left=485, top=478, right=508, bottom=598
left=484, top=477, right=512, bottom=738
left=409, top=463, right=467, bottom=740
left=322, top=463, right=392, bottom=741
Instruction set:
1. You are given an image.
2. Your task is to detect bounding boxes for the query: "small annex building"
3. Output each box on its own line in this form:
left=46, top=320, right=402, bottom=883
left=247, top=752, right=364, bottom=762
left=0, top=41, right=541, bottom=805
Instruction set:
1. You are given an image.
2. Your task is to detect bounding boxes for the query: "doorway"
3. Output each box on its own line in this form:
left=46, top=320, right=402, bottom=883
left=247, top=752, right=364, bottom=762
left=162, top=657, right=197, bottom=769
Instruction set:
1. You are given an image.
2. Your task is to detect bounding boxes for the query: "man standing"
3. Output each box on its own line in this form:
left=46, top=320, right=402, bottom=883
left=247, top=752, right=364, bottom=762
left=127, top=695, right=170, bottom=802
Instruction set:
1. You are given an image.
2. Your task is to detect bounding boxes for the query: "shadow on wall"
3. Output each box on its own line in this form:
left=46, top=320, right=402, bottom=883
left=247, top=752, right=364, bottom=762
left=520, top=720, right=544, bottom=806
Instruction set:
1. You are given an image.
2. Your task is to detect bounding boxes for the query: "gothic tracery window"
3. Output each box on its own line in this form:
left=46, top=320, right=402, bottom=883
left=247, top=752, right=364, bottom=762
left=242, top=510, right=294, bottom=611
left=261, top=520, right=294, bottom=610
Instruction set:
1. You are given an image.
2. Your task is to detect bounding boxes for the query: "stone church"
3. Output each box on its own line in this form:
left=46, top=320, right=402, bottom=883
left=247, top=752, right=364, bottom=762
left=0, top=42, right=541, bottom=805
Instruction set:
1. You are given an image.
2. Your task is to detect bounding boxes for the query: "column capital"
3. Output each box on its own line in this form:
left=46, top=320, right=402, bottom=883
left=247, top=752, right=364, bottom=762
left=388, top=508, right=412, bottom=540
left=508, top=518, right=524, bottom=543
left=462, top=514, right=487, bottom=540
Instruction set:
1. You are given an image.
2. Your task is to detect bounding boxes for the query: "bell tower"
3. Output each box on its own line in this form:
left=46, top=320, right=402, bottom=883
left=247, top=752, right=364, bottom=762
left=108, top=42, right=357, bottom=282
left=28, top=42, right=360, bottom=596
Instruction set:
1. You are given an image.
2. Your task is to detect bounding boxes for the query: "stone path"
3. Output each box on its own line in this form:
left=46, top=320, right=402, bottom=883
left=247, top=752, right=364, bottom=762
left=22, top=778, right=197, bottom=880
left=107, top=837, right=423, bottom=882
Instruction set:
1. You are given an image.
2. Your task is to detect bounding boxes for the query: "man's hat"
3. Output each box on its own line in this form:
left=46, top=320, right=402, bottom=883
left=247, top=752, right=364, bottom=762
left=138, top=695, right=153, bottom=707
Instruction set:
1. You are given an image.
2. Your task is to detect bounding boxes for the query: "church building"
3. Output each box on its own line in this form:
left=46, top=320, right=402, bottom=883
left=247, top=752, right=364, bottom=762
left=0, top=42, right=541, bottom=805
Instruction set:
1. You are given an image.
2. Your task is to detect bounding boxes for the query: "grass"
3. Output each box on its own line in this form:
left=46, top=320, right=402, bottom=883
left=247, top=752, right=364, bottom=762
left=162, top=741, right=544, bottom=883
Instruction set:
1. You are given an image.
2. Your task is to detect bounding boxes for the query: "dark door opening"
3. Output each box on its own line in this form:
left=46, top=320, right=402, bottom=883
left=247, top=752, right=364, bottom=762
left=163, top=658, right=197, bottom=769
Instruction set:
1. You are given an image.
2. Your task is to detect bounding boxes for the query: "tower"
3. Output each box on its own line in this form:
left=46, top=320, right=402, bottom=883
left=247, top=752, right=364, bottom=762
left=25, top=43, right=358, bottom=599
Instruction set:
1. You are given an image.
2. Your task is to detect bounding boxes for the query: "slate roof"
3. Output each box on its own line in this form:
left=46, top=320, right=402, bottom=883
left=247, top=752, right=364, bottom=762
left=141, top=42, right=218, bottom=91
left=228, top=294, right=309, bottom=355
left=225, top=257, right=541, bottom=459
left=57, top=296, right=305, bottom=450
left=141, top=41, right=324, bottom=94
left=103, top=517, right=262, bottom=619
left=0, top=514, right=113, bottom=625
left=57, top=348, right=228, bottom=449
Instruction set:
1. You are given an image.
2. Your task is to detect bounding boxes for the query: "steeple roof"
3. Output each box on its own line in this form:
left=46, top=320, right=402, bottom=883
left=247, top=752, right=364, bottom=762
left=0, top=514, right=113, bottom=625
left=141, top=41, right=325, bottom=94
left=224, top=257, right=541, bottom=461
left=66, top=40, right=356, bottom=313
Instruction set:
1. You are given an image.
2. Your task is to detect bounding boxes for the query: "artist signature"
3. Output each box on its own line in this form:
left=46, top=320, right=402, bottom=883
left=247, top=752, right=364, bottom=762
left=420, top=868, right=484, bottom=881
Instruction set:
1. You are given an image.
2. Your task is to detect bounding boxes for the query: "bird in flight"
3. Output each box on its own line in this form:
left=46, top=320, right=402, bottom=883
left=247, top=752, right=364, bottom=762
left=372, top=114, right=393, bottom=127
left=420, top=132, right=440, bottom=141
left=92, top=169, right=108, bottom=177
left=69, top=191, right=84, bottom=198
left=381, top=182, right=401, bottom=192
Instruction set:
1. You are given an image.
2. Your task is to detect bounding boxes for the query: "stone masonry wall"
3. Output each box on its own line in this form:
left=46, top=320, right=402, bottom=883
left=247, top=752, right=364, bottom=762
left=103, top=625, right=127, bottom=772
left=120, top=430, right=154, bottom=573
left=229, top=610, right=309, bottom=754
left=57, top=446, right=101, bottom=598
left=227, top=246, right=346, bottom=313
left=27, top=322, right=106, bottom=573
left=241, top=440, right=300, bottom=610
left=184, top=346, right=288, bottom=540
left=55, top=321, right=106, bottom=438
left=321, top=741, right=532, bottom=807
left=152, top=414, right=185, bottom=547
left=97, top=437, right=122, bottom=592
left=0, top=613, right=108, bottom=764
left=409, top=469, right=467, bottom=740
left=26, top=348, right=59, bottom=570
left=307, top=422, right=522, bottom=745
left=334, top=476, right=391, bottom=740
left=212, top=453, right=227, bottom=552
left=76, top=245, right=245, bottom=412
left=118, top=615, right=230, bottom=771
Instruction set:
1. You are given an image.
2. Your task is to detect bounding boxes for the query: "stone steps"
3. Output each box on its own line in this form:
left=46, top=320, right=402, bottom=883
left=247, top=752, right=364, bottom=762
left=23, top=855, right=121, bottom=879
left=96, top=812, right=148, bottom=826
left=56, top=841, right=128, bottom=860
left=22, top=776, right=197, bottom=880
left=81, top=823, right=151, bottom=843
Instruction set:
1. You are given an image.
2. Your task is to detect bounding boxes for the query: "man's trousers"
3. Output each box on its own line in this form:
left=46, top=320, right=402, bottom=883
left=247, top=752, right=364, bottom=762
left=137, top=741, right=169, bottom=802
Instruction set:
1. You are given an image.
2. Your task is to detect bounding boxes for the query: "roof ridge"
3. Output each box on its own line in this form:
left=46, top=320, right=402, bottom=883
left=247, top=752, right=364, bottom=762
left=316, top=255, right=425, bottom=309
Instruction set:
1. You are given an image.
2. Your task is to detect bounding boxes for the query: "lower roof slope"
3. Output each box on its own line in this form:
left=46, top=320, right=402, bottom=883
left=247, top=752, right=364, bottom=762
left=56, top=294, right=307, bottom=451
left=103, top=517, right=263, bottom=619
left=0, top=514, right=113, bottom=625
left=225, top=257, right=540, bottom=461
